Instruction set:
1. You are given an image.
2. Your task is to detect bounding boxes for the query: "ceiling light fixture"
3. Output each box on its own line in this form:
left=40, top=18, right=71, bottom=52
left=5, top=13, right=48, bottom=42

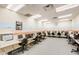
left=39, top=19, right=48, bottom=22
left=31, top=14, right=42, bottom=19
left=58, top=14, right=72, bottom=18
left=6, top=4, right=25, bottom=12
left=59, top=19, right=70, bottom=21
left=44, top=21, right=51, bottom=24
left=56, top=5, right=79, bottom=12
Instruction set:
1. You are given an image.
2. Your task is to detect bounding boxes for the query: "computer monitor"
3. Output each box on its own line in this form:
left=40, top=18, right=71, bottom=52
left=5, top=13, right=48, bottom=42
left=18, top=34, right=23, bottom=39
left=25, top=34, right=28, bottom=38
left=2, top=34, right=13, bottom=41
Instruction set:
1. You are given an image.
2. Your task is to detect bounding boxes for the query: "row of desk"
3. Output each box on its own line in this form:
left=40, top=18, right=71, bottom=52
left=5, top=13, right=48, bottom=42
left=67, top=31, right=79, bottom=53
left=0, top=39, right=35, bottom=55
left=0, top=30, right=76, bottom=55
left=0, top=30, right=37, bottom=55
left=0, top=30, right=66, bottom=54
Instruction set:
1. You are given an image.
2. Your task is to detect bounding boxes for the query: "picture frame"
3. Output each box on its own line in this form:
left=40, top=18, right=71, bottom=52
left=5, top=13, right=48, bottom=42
left=16, top=21, right=22, bottom=30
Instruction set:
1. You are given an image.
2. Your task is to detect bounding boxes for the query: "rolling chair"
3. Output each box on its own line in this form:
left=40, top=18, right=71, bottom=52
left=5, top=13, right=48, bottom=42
left=71, top=33, right=79, bottom=54
left=57, top=32, right=61, bottom=38
left=64, top=31, right=68, bottom=38
left=7, top=37, right=28, bottom=55
left=47, top=31, right=51, bottom=37
left=41, top=31, right=46, bottom=40
left=51, top=32, right=55, bottom=37
left=19, top=37, right=28, bottom=52
left=33, top=32, right=41, bottom=44
left=37, top=32, right=43, bottom=42
left=71, top=44, right=79, bottom=54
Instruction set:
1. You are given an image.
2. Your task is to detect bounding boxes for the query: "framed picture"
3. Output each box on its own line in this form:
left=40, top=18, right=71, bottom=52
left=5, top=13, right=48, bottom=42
left=16, top=21, right=22, bottom=30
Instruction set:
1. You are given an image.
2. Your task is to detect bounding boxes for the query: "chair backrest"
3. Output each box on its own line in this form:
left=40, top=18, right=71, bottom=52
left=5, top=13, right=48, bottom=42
left=42, top=32, right=46, bottom=36
left=19, top=37, right=28, bottom=46
left=65, top=31, right=68, bottom=36
left=57, top=32, right=61, bottom=35
left=52, top=32, right=55, bottom=35
left=47, top=31, right=51, bottom=35
left=18, top=34, right=23, bottom=39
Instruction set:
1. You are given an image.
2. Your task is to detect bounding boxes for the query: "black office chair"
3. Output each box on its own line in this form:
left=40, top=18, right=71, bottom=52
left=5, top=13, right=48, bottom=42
left=41, top=32, right=46, bottom=40
left=47, top=31, right=51, bottom=37
left=33, top=36, right=38, bottom=44
left=52, top=32, right=55, bottom=37
left=64, top=31, right=68, bottom=38
left=33, top=32, right=41, bottom=44
left=74, top=34, right=79, bottom=39
left=38, top=32, right=43, bottom=41
left=57, top=32, right=61, bottom=38
left=67, top=35, right=73, bottom=44
left=71, top=44, right=79, bottom=54
left=7, top=37, right=28, bottom=55
left=19, top=37, right=28, bottom=51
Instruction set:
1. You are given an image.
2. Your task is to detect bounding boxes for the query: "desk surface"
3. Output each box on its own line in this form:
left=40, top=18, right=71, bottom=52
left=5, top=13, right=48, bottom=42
left=0, top=38, right=34, bottom=49
left=0, top=40, right=20, bottom=49
left=71, top=38, right=79, bottom=44
left=74, top=39, right=79, bottom=44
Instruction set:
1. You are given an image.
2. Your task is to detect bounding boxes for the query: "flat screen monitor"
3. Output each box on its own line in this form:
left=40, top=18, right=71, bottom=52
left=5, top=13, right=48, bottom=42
left=2, top=34, right=13, bottom=41
left=18, top=35, right=23, bottom=39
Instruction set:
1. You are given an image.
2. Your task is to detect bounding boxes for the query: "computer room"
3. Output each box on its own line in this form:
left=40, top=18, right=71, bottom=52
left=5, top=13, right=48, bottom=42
left=0, top=4, right=79, bottom=55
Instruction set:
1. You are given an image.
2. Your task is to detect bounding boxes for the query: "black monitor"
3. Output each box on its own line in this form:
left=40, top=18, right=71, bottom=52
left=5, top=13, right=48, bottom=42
left=18, top=34, right=23, bottom=39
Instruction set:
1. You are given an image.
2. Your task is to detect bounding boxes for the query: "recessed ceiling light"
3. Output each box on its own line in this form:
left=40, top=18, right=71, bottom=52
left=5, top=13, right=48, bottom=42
left=31, top=14, right=42, bottom=19
left=39, top=19, right=48, bottom=22
left=6, top=4, right=25, bottom=12
left=58, top=14, right=72, bottom=18
left=56, top=5, right=79, bottom=12
left=59, top=19, right=70, bottom=21
left=44, top=21, right=51, bottom=23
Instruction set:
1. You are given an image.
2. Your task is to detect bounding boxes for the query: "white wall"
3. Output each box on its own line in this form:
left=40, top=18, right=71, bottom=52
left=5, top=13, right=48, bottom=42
left=72, top=15, right=79, bottom=30
left=43, top=22, right=57, bottom=30
left=23, top=18, right=39, bottom=31
left=0, top=7, right=79, bottom=32
left=0, top=7, right=26, bottom=30
left=57, top=21, right=72, bottom=31
left=0, top=7, right=40, bottom=32
left=40, top=20, right=72, bottom=31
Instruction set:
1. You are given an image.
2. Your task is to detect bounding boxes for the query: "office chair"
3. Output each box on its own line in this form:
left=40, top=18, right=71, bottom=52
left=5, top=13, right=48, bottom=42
left=47, top=31, right=51, bottom=37
left=66, top=32, right=72, bottom=44
left=33, top=36, right=38, bottom=44
left=52, top=32, right=55, bottom=37
left=7, top=37, right=28, bottom=55
left=37, top=32, right=43, bottom=42
left=64, top=31, right=68, bottom=38
left=33, top=33, right=41, bottom=44
left=41, top=32, right=46, bottom=40
left=67, top=32, right=76, bottom=45
left=71, top=44, right=79, bottom=54
left=19, top=37, right=28, bottom=52
left=57, top=31, right=61, bottom=38
left=43, top=32, right=46, bottom=38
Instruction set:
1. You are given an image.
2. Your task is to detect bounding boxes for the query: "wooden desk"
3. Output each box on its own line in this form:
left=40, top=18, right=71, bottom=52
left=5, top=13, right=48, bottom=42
left=0, top=39, right=34, bottom=55
left=73, top=39, right=79, bottom=44
left=0, top=40, right=20, bottom=55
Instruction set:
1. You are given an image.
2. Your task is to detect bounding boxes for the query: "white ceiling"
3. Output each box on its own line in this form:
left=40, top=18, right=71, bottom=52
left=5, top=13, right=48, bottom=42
left=0, top=4, right=79, bottom=22
left=0, top=4, right=8, bottom=8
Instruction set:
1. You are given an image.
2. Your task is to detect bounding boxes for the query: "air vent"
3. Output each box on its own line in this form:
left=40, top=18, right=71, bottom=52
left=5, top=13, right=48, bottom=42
left=45, top=4, right=53, bottom=8
left=43, top=4, right=54, bottom=11
left=53, top=17, right=58, bottom=19
left=24, top=14, right=32, bottom=17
